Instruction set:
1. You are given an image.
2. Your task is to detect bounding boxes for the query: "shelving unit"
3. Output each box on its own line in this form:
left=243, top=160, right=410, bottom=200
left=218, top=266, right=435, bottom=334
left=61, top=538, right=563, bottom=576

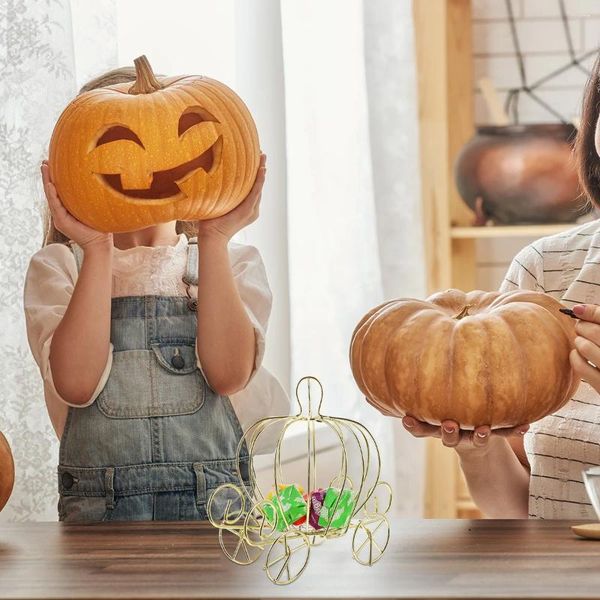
left=451, top=223, right=574, bottom=239
left=412, top=0, right=476, bottom=519
left=412, top=0, right=579, bottom=519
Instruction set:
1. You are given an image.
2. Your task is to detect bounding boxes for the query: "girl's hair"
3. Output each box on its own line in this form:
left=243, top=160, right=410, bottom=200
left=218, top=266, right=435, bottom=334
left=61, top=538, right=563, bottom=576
left=576, top=55, right=600, bottom=207
left=43, top=66, right=197, bottom=246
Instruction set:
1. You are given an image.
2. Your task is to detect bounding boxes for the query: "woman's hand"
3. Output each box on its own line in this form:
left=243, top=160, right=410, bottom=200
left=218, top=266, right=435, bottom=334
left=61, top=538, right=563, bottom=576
left=402, top=416, right=529, bottom=454
left=570, top=304, right=600, bottom=392
left=196, top=153, right=266, bottom=242
left=41, top=161, right=112, bottom=250
left=403, top=416, right=531, bottom=518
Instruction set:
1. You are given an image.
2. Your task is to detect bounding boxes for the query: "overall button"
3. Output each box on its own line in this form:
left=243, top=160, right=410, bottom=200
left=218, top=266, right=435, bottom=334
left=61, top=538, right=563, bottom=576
left=61, top=472, right=75, bottom=490
left=171, top=350, right=185, bottom=370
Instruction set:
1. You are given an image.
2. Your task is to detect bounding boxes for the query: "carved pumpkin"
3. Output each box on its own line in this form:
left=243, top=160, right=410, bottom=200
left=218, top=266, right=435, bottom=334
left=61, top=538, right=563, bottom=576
left=350, top=289, right=578, bottom=429
left=48, top=55, right=260, bottom=233
left=0, top=432, right=14, bottom=512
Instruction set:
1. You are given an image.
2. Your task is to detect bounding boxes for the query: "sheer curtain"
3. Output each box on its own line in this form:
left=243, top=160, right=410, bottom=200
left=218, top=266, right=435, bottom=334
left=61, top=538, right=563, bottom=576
left=281, top=0, right=426, bottom=514
left=0, top=0, right=116, bottom=521
left=1, top=0, right=425, bottom=520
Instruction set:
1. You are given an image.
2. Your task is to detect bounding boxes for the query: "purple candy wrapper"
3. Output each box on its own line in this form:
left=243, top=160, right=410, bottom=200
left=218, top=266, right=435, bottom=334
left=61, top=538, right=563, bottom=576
left=309, top=488, right=326, bottom=529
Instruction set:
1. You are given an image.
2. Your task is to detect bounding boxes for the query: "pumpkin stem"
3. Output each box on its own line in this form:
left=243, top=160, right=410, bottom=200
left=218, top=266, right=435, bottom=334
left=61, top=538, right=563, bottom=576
left=453, top=305, right=472, bottom=320
left=128, top=55, right=164, bottom=95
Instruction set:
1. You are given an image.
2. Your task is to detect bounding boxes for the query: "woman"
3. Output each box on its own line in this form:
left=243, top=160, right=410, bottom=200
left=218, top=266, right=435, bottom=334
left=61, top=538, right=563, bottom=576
left=403, top=58, right=600, bottom=520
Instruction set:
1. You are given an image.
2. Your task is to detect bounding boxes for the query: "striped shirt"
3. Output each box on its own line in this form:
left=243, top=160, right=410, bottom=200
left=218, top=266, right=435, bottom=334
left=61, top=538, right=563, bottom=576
left=501, top=218, right=600, bottom=519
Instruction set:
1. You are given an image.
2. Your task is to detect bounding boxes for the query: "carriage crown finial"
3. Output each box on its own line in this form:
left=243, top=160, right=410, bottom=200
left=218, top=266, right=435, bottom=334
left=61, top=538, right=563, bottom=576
left=294, top=376, right=324, bottom=418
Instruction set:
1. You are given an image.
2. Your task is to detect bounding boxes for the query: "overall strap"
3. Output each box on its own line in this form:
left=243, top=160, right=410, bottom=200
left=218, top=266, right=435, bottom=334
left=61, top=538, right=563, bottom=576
left=183, top=237, right=198, bottom=286
left=68, top=241, right=84, bottom=274
left=183, top=237, right=198, bottom=312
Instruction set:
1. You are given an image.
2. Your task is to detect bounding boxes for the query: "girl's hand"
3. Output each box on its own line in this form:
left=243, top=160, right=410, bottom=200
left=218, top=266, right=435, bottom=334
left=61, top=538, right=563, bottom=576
left=196, top=153, right=266, bottom=242
left=570, top=304, right=600, bottom=392
left=402, top=416, right=529, bottom=455
left=41, top=161, right=112, bottom=250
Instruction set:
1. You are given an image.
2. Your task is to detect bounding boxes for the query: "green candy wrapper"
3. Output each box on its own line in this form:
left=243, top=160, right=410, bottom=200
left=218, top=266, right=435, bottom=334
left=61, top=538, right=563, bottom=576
left=318, top=487, right=355, bottom=529
left=264, top=484, right=307, bottom=531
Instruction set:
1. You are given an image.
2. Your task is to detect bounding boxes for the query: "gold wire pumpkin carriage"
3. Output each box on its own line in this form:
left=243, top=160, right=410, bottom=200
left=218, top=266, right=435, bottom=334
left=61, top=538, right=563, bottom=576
left=208, top=376, right=392, bottom=585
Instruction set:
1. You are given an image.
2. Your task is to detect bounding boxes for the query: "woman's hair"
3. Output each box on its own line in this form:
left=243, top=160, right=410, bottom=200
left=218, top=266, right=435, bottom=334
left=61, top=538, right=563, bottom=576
left=43, top=67, right=197, bottom=246
left=576, top=55, right=600, bottom=207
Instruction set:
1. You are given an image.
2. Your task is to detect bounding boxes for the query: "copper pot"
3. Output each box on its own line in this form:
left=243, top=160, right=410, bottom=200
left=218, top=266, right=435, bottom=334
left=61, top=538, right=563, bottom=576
left=454, top=124, right=588, bottom=224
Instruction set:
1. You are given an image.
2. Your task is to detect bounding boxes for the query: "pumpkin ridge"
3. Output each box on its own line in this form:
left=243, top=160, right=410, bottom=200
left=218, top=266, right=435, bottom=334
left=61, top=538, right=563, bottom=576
left=362, top=303, right=407, bottom=410
left=350, top=301, right=394, bottom=399
left=352, top=300, right=404, bottom=411
left=196, top=82, right=236, bottom=207
left=499, top=306, right=553, bottom=425
left=529, top=307, right=568, bottom=421
left=501, top=309, right=532, bottom=426
left=202, top=79, right=258, bottom=203
left=446, top=317, right=458, bottom=427
left=191, top=82, right=239, bottom=214
left=422, top=313, right=454, bottom=424
left=481, top=317, right=494, bottom=426
left=61, top=101, right=110, bottom=226
left=168, top=87, right=210, bottom=219
left=362, top=304, right=399, bottom=410
left=387, top=310, right=438, bottom=418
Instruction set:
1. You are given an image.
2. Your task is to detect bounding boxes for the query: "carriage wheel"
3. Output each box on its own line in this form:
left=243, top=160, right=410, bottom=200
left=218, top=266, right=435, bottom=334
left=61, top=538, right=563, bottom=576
left=218, top=526, right=264, bottom=565
left=207, top=483, right=246, bottom=529
left=243, top=500, right=278, bottom=548
left=363, top=481, right=393, bottom=517
left=264, top=531, right=311, bottom=585
left=352, top=514, right=390, bottom=566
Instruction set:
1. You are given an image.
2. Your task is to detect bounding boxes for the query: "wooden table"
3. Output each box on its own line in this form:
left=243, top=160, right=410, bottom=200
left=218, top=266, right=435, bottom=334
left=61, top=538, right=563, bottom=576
left=1, top=519, right=600, bottom=599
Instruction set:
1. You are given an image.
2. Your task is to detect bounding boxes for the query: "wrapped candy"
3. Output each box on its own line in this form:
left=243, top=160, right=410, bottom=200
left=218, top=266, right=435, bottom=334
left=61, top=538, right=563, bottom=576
left=318, top=487, right=355, bottom=529
left=293, top=489, right=326, bottom=529
left=293, top=494, right=308, bottom=526
left=264, top=484, right=306, bottom=531
left=308, top=488, right=326, bottom=530
left=266, top=483, right=304, bottom=500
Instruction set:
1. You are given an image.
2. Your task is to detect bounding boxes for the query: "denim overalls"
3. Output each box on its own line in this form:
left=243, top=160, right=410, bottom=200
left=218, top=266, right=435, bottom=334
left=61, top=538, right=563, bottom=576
left=57, top=238, right=249, bottom=521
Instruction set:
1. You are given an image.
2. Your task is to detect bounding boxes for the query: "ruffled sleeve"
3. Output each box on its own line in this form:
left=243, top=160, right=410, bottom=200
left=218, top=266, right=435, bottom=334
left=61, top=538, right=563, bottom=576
left=23, top=243, right=112, bottom=414
left=223, top=243, right=291, bottom=450
left=229, top=242, right=273, bottom=373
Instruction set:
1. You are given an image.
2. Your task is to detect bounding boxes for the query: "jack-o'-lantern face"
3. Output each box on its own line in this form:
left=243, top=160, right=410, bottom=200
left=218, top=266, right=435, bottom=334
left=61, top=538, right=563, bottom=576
left=49, top=56, right=260, bottom=233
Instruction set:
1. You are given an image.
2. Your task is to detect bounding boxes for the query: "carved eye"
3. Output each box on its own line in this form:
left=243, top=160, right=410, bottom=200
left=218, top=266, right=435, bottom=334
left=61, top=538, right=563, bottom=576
left=178, top=107, right=219, bottom=137
left=96, top=126, right=144, bottom=148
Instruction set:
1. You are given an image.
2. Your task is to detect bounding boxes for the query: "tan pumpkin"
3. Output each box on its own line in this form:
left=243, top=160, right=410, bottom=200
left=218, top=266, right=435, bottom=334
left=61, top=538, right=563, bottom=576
left=350, top=289, right=579, bottom=429
left=49, top=55, right=260, bottom=233
left=0, top=432, right=14, bottom=512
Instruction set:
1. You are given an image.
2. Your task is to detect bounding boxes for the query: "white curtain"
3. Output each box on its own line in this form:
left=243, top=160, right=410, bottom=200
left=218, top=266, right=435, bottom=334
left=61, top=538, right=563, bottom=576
left=281, top=0, right=426, bottom=515
left=363, top=0, right=427, bottom=515
left=1, top=0, right=425, bottom=520
left=0, top=0, right=116, bottom=521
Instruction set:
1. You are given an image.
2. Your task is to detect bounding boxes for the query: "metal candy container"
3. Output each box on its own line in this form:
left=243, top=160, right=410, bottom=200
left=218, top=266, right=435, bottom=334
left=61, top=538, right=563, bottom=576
left=207, top=376, right=392, bottom=585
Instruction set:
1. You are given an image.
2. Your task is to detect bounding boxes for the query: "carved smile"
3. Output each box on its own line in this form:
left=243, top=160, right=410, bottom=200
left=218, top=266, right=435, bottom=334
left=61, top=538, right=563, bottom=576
left=99, top=138, right=221, bottom=200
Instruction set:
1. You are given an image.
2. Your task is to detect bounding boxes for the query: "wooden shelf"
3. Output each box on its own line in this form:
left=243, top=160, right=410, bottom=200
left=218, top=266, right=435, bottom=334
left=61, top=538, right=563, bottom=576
left=451, top=223, right=576, bottom=239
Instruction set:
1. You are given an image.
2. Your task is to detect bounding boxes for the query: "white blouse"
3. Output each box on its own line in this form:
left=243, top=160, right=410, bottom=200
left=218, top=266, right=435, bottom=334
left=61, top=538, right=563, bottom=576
left=501, top=218, right=600, bottom=519
left=23, top=233, right=290, bottom=443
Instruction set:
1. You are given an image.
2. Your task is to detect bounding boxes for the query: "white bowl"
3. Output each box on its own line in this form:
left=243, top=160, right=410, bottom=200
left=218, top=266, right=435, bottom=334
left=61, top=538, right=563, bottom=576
left=583, top=466, right=600, bottom=518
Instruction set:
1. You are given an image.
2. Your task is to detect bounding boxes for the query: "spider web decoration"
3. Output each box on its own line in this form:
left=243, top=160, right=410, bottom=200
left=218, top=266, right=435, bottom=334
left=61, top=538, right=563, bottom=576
left=504, top=0, right=598, bottom=124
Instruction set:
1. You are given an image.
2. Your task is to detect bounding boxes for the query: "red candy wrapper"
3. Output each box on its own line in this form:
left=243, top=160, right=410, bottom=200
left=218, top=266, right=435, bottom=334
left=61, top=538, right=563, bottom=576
left=309, top=488, right=326, bottom=529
